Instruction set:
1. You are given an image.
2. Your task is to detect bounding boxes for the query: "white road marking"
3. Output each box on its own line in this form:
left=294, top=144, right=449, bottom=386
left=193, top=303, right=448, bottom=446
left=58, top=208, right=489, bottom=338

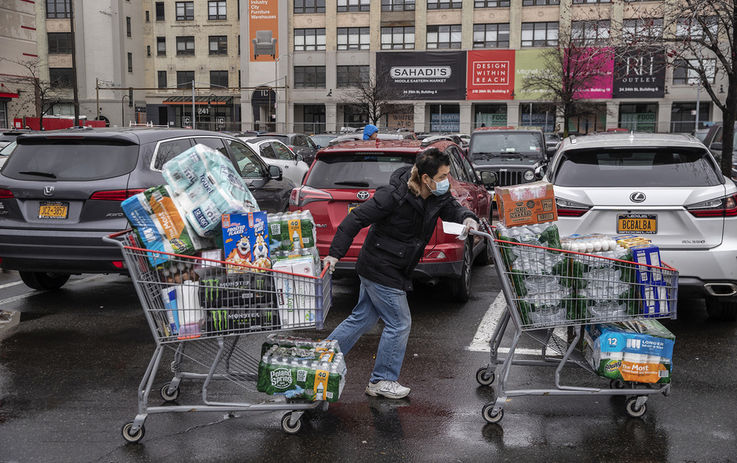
left=0, top=275, right=108, bottom=308
left=0, top=281, right=24, bottom=290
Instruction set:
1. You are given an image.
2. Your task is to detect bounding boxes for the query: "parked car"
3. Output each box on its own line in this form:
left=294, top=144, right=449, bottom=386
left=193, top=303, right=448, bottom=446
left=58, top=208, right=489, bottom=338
left=0, top=130, right=30, bottom=150
left=468, top=127, right=549, bottom=191
left=328, top=131, right=415, bottom=146
left=692, top=127, right=710, bottom=143
left=0, top=141, right=17, bottom=168
left=254, top=133, right=319, bottom=165
left=289, top=139, right=492, bottom=301
left=0, top=128, right=294, bottom=290
left=549, top=132, right=737, bottom=321
left=310, top=133, right=338, bottom=149
left=702, top=122, right=737, bottom=178
left=242, top=137, right=309, bottom=186
left=545, top=132, right=561, bottom=154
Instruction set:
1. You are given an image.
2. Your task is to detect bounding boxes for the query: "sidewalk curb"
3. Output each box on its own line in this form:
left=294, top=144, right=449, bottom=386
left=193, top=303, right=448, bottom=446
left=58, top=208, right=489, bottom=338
left=0, top=310, right=20, bottom=341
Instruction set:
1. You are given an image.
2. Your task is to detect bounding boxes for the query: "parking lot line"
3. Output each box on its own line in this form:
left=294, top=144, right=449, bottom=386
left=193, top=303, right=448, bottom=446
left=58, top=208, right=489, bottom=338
left=0, top=281, right=23, bottom=290
left=0, top=275, right=107, bottom=308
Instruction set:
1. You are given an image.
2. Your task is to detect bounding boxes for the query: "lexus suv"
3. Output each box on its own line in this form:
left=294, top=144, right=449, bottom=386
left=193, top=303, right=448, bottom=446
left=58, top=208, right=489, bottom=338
left=289, top=139, right=492, bottom=301
left=0, top=128, right=294, bottom=290
left=549, top=132, right=737, bottom=320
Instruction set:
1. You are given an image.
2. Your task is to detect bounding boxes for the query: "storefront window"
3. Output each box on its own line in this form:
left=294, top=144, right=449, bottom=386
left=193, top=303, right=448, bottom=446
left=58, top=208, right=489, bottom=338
left=619, top=103, right=657, bottom=133
left=670, top=102, right=710, bottom=133
left=474, top=104, right=507, bottom=128
left=429, top=104, right=460, bottom=132
left=519, top=103, right=555, bottom=132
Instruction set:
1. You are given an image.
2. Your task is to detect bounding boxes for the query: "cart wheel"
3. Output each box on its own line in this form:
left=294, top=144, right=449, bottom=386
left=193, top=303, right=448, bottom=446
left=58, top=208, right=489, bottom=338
left=121, top=422, right=145, bottom=443
left=609, top=379, right=626, bottom=389
left=625, top=397, right=647, bottom=418
left=482, top=404, right=504, bottom=424
left=476, top=367, right=495, bottom=386
left=281, top=412, right=303, bottom=434
left=160, top=382, right=180, bottom=402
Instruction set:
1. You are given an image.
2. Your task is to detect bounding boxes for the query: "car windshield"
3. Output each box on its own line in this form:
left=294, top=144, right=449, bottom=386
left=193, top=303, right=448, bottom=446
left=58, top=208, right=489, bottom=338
left=258, top=135, right=288, bottom=144
left=306, top=154, right=415, bottom=189
left=0, top=141, right=17, bottom=156
left=554, top=147, right=722, bottom=187
left=471, top=133, right=544, bottom=160
left=310, top=135, right=335, bottom=147
left=3, top=140, right=139, bottom=181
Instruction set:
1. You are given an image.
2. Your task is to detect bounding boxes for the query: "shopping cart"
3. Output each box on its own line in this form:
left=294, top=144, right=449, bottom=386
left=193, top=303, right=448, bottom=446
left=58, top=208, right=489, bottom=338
left=104, top=230, right=333, bottom=442
left=471, top=226, right=677, bottom=424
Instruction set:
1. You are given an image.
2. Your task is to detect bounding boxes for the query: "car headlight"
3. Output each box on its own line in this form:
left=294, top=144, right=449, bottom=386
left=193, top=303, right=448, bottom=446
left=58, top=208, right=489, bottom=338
left=524, top=170, right=535, bottom=181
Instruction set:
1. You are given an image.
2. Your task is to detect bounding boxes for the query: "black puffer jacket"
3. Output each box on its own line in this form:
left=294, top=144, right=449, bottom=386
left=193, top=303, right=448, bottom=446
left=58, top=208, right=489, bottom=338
left=328, top=166, right=477, bottom=291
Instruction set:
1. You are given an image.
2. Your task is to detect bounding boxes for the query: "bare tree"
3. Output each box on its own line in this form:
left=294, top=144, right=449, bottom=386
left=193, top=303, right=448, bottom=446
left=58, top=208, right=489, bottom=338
left=620, top=0, right=736, bottom=177
left=346, top=74, right=401, bottom=126
left=1, top=58, right=62, bottom=131
left=521, top=34, right=614, bottom=137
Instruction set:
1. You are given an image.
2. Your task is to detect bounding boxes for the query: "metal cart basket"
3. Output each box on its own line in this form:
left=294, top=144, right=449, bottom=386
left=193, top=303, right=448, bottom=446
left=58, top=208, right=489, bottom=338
left=471, top=226, right=677, bottom=424
left=104, top=230, right=333, bottom=442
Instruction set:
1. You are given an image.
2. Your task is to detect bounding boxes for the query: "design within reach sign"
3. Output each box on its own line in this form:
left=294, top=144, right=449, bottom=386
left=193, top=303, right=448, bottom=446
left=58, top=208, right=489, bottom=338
left=377, top=51, right=466, bottom=100
left=466, top=50, right=515, bottom=100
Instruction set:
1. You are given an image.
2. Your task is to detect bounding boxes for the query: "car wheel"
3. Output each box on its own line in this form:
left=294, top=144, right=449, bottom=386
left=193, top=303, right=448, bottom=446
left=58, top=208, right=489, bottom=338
left=705, top=295, right=737, bottom=321
left=449, top=239, right=473, bottom=302
left=19, top=271, right=70, bottom=291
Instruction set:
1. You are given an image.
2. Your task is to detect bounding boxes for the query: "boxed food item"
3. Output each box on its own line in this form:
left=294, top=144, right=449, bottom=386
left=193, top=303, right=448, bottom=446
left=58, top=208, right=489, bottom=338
left=495, top=181, right=557, bottom=227
left=222, top=212, right=272, bottom=273
left=272, top=256, right=318, bottom=328
left=162, top=144, right=258, bottom=237
left=257, top=343, right=346, bottom=402
left=584, top=320, right=675, bottom=384
left=122, top=185, right=209, bottom=266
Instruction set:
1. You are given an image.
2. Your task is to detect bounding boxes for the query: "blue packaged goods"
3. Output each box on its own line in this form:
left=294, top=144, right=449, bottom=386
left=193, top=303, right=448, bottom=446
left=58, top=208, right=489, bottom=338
left=583, top=320, right=675, bottom=384
left=121, top=185, right=209, bottom=266
left=162, top=144, right=258, bottom=237
left=222, top=212, right=272, bottom=272
left=631, top=245, right=670, bottom=317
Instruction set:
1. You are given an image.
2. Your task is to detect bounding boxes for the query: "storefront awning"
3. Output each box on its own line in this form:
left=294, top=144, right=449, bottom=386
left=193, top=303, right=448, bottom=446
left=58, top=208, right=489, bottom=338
left=163, top=96, right=232, bottom=105
left=0, top=92, right=19, bottom=99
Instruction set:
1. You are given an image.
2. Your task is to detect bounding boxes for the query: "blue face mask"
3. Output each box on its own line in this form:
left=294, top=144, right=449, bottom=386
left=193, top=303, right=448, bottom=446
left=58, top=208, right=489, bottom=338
left=429, top=178, right=450, bottom=196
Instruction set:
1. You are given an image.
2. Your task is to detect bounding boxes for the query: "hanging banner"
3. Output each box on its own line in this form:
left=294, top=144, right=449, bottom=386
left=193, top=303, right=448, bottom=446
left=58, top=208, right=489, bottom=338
left=514, top=49, right=548, bottom=101
left=249, top=0, right=279, bottom=62
left=376, top=51, right=466, bottom=100
left=613, top=48, right=665, bottom=98
left=466, top=50, right=515, bottom=100
left=569, top=47, right=614, bottom=100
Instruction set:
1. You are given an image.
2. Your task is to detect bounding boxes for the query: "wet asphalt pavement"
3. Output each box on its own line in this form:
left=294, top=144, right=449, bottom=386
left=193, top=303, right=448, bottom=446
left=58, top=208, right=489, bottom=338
left=0, top=265, right=736, bottom=462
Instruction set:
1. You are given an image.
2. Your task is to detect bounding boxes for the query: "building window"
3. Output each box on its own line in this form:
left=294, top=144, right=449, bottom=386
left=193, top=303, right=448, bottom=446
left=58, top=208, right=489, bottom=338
left=146, top=10, right=150, bottom=22
left=208, top=1, right=227, bottom=19
left=337, top=27, right=370, bottom=50
left=157, top=37, right=166, bottom=56
left=177, top=71, right=195, bottom=88
left=294, top=66, right=326, bottom=88
left=210, top=70, right=228, bottom=88
left=158, top=71, right=167, bottom=89
left=672, top=59, right=716, bottom=85
left=427, top=25, right=462, bottom=49
left=521, top=22, right=558, bottom=47
left=337, top=0, right=370, bottom=11
left=671, top=102, right=710, bottom=132
left=155, top=2, right=165, bottom=20
left=209, top=35, right=228, bottom=55
left=294, top=29, right=326, bottom=51
left=337, top=65, right=369, bottom=87
left=176, top=2, right=194, bottom=20
left=622, top=18, right=664, bottom=40
left=522, top=0, right=558, bottom=5
left=294, top=0, right=326, bottom=13
left=571, top=20, right=610, bottom=46
left=48, top=33, right=73, bottom=54
left=473, top=23, right=509, bottom=48
left=676, top=17, right=718, bottom=39
left=147, top=45, right=151, bottom=56
left=46, top=0, right=71, bottom=19
left=176, top=36, right=195, bottom=55
left=382, top=0, right=415, bottom=11
left=428, top=0, right=461, bottom=8
left=381, top=26, right=415, bottom=50
left=49, top=68, right=74, bottom=88
left=572, top=0, right=609, bottom=3
left=127, top=53, right=133, bottom=72
left=126, top=17, right=131, bottom=37
left=238, top=35, right=241, bottom=55
left=475, top=0, right=510, bottom=6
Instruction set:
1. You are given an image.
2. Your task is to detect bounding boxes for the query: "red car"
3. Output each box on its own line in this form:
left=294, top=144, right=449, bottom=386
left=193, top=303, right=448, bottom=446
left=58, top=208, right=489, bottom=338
left=289, top=139, right=493, bottom=301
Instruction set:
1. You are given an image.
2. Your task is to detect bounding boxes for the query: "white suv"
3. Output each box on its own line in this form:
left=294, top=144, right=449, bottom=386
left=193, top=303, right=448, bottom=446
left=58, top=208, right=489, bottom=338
left=548, top=132, right=737, bottom=321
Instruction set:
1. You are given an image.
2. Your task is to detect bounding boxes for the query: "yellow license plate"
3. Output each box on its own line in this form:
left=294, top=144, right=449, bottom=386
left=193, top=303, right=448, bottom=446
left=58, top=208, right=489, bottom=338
left=348, top=202, right=360, bottom=213
left=617, top=214, right=657, bottom=234
left=39, top=201, right=69, bottom=219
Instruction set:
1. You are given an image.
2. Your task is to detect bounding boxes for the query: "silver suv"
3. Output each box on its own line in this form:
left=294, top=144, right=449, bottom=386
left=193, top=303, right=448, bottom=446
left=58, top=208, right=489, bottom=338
left=549, top=132, right=737, bottom=321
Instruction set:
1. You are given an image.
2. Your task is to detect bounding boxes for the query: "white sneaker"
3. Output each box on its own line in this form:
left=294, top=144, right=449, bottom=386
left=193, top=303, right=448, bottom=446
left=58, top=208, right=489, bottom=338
left=365, top=380, right=411, bottom=399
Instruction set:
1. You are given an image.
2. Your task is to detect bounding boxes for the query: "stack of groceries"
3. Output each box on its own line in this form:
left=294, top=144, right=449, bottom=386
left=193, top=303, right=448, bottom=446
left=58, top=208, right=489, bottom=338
left=120, top=144, right=323, bottom=340
left=257, top=334, right=346, bottom=402
left=494, top=181, right=676, bottom=384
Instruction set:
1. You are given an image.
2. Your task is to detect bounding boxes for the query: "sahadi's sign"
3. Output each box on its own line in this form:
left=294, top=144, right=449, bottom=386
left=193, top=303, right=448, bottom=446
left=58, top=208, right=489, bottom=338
left=376, top=51, right=466, bottom=100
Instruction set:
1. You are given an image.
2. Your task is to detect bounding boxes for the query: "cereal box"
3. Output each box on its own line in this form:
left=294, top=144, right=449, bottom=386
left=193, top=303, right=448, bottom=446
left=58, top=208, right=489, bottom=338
left=222, top=212, right=272, bottom=272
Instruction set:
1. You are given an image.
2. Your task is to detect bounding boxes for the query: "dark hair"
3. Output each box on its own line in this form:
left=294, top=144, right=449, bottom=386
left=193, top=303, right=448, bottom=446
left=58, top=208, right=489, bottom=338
left=416, top=148, right=450, bottom=178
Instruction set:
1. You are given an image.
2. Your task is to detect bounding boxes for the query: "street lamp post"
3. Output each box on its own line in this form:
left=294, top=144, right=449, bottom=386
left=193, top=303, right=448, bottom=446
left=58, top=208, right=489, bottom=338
left=121, top=93, right=128, bottom=126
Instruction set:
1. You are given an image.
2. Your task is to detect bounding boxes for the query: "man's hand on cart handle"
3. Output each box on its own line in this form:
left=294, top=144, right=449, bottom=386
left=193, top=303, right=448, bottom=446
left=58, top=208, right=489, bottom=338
left=323, top=256, right=339, bottom=274
left=459, top=218, right=479, bottom=241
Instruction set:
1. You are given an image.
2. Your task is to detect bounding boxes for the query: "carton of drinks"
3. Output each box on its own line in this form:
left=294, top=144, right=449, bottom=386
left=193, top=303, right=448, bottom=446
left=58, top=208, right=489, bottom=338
left=272, top=256, right=318, bottom=328
left=495, top=181, right=557, bottom=227
left=583, top=320, right=675, bottom=384
left=222, top=212, right=272, bottom=273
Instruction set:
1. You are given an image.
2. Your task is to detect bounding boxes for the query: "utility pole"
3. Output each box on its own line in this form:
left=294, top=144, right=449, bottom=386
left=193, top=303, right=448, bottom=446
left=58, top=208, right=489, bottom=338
left=69, top=0, right=80, bottom=126
left=192, top=80, right=196, bottom=129
left=96, top=78, right=100, bottom=120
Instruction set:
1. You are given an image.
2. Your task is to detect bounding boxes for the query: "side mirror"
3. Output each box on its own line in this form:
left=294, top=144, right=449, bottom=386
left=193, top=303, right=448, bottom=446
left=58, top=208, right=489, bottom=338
left=534, top=165, right=545, bottom=178
left=296, top=153, right=303, bottom=163
left=711, top=142, right=723, bottom=151
left=480, top=170, right=497, bottom=189
left=268, top=165, right=282, bottom=181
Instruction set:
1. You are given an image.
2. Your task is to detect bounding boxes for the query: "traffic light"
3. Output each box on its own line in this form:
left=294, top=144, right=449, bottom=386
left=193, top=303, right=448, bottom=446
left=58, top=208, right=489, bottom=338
left=128, top=87, right=133, bottom=107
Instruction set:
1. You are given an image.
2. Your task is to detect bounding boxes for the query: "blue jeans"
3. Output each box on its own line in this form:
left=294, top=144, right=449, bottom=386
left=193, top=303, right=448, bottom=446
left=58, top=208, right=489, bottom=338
left=328, top=276, right=411, bottom=383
